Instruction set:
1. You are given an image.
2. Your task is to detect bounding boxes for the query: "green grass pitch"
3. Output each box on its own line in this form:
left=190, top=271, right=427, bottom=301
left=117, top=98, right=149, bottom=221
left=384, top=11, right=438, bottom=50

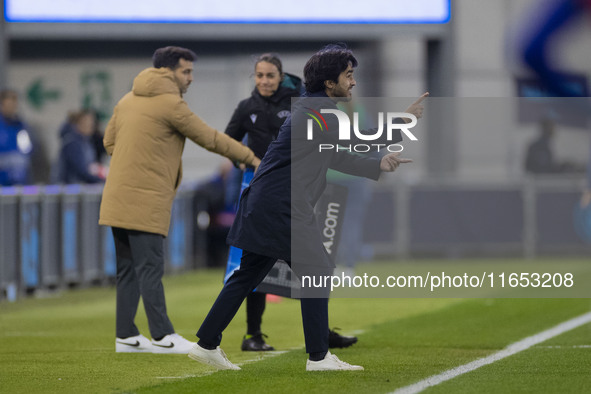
left=0, top=260, right=589, bottom=393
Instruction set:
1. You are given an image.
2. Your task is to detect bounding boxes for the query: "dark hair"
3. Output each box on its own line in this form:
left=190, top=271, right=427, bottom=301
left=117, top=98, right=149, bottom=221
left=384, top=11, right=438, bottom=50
left=303, top=43, right=358, bottom=93
left=68, top=109, right=96, bottom=124
left=152, top=46, right=197, bottom=69
left=254, top=53, right=283, bottom=75
left=0, top=89, right=18, bottom=102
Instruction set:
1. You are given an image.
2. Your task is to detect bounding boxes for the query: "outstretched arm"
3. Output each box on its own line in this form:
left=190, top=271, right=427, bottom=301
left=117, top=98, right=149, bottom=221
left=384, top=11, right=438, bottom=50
left=172, top=100, right=260, bottom=169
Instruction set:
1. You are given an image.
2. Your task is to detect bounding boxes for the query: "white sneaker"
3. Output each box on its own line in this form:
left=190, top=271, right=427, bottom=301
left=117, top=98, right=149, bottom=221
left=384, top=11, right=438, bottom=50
left=116, top=334, right=152, bottom=353
left=306, top=351, right=364, bottom=371
left=151, top=333, right=195, bottom=354
left=188, top=344, right=241, bottom=370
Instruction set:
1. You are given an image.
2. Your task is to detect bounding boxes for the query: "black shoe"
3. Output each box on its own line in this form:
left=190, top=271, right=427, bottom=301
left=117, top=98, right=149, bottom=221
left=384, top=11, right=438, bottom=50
left=328, top=328, right=358, bottom=349
left=241, top=333, right=275, bottom=351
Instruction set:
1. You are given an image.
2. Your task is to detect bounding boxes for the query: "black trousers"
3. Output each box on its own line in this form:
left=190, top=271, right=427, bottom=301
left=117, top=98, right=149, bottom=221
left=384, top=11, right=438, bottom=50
left=246, top=291, right=266, bottom=335
left=112, top=227, right=174, bottom=339
left=197, top=250, right=330, bottom=354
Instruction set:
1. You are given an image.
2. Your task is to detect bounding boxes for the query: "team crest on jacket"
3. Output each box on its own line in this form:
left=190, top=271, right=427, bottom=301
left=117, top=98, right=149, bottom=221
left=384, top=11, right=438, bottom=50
left=277, top=110, right=290, bottom=119
left=250, top=114, right=257, bottom=124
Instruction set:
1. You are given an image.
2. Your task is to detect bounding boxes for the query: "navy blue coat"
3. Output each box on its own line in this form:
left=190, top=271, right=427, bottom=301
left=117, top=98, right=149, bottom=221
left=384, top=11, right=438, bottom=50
left=227, top=91, right=397, bottom=269
left=56, top=129, right=102, bottom=184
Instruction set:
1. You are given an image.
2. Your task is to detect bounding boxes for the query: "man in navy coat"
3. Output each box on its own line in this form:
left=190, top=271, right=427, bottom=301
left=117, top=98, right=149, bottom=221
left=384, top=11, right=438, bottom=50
left=190, top=44, right=427, bottom=371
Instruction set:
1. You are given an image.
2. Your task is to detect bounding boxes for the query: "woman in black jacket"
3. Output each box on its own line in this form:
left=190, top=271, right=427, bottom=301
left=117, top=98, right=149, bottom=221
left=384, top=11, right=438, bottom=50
left=224, top=53, right=299, bottom=352
left=225, top=54, right=299, bottom=160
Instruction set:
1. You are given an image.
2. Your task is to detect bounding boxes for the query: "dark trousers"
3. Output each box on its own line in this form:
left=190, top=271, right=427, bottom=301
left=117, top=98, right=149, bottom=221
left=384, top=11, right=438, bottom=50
left=246, top=291, right=266, bottom=335
left=197, top=250, right=330, bottom=354
left=112, top=227, right=174, bottom=339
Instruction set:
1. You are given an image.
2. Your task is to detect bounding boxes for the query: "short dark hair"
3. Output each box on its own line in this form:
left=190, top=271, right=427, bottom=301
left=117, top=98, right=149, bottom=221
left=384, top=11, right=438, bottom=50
left=152, top=46, right=197, bottom=69
left=303, top=43, right=358, bottom=94
left=69, top=109, right=96, bottom=125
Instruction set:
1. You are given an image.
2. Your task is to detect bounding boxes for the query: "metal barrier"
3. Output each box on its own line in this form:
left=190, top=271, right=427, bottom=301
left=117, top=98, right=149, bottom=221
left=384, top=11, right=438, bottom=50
left=0, top=183, right=201, bottom=300
left=40, top=185, right=62, bottom=288
left=1, top=187, right=19, bottom=300
left=19, top=186, right=41, bottom=290
left=79, top=185, right=104, bottom=283
left=2, top=177, right=589, bottom=300
left=61, top=185, right=81, bottom=284
left=365, top=177, right=591, bottom=258
left=165, top=188, right=195, bottom=273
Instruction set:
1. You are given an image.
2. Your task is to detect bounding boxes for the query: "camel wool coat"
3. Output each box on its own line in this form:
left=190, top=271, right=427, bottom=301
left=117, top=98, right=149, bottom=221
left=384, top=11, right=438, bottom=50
left=99, top=67, right=257, bottom=236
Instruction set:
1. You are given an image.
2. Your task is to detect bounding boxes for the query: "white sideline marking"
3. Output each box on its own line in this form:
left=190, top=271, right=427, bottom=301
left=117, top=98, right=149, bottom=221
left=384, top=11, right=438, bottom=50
left=238, top=350, right=290, bottom=365
left=157, top=373, right=210, bottom=379
left=158, top=329, right=361, bottom=379
left=538, top=345, right=591, bottom=349
left=158, top=349, right=297, bottom=379
left=392, top=311, right=591, bottom=394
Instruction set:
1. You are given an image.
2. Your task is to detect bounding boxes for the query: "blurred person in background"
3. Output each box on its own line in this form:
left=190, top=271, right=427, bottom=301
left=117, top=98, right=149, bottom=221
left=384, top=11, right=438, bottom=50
left=0, top=89, right=34, bottom=186
left=191, top=159, right=237, bottom=267
left=522, top=0, right=591, bottom=97
left=519, top=0, right=591, bottom=240
left=524, top=118, right=584, bottom=175
left=99, top=46, right=259, bottom=354
left=54, top=109, right=107, bottom=184
left=90, top=112, right=107, bottom=165
left=224, top=53, right=299, bottom=352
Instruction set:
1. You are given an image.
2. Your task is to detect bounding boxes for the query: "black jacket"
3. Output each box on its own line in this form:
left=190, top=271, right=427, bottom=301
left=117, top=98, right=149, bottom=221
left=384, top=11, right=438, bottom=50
left=225, top=83, right=300, bottom=159
left=227, top=91, right=397, bottom=269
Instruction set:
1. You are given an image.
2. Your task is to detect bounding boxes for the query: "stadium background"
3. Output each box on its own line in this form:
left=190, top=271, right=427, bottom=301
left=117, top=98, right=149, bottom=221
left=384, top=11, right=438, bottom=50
left=2, top=0, right=591, bottom=290
left=2, top=0, right=589, bottom=182
left=1, top=1, right=591, bottom=393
